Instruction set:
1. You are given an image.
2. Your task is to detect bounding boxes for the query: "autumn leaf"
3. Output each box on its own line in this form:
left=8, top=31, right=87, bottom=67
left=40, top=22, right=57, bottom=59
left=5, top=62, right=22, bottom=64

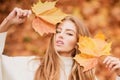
left=37, top=7, right=67, bottom=25
left=32, top=1, right=56, bottom=16
left=74, top=32, right=112, bottom=72
left=32, top=1, right=68, bottom=24
left=32, top=17, right=55, bottom=36
left=94, top=32, right=105, bottom=40
left=31, top=1, right=68, bottom=36
left=74, top=54, right=98, bottom=72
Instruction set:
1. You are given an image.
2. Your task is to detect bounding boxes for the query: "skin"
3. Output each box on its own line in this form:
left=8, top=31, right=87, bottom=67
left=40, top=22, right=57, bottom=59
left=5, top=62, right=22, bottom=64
left=55, top=20, right=77, bottom=57
left=0, top=7, right=120, bottom=76
left=103, top=56, right=120, bottom=75
left=0, top=7, right=31, bottom=32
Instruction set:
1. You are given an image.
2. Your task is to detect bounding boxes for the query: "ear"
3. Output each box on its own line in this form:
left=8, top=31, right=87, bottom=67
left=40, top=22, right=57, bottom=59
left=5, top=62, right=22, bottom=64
left=72, top=44, right=80, bottom=57
left=75, top=44, right=80, bottom=54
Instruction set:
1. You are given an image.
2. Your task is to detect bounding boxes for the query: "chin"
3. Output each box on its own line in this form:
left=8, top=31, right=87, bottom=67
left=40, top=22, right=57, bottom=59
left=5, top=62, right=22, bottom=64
left=56, top=49, right=69, bottom=53
left=56, top=49, right=64, bottom=52
left=56, top=49, right=65, bottom=52
left=55, top=47, right=70, bottom=53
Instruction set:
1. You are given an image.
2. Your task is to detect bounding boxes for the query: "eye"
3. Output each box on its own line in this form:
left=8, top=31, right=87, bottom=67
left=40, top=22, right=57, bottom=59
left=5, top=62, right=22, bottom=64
left=66, top=33, right=73, bottom=36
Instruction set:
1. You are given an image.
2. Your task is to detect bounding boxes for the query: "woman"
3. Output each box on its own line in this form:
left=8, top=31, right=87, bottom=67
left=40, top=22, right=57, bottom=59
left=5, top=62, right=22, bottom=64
left=0, top=8, right=120, bottom=80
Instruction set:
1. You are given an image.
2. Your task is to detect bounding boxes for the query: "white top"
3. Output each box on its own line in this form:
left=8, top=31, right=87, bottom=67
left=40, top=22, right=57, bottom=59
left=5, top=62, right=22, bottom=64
left=0, top=32, right=73, bottom=80
left=0, top=32, right=120, bottom=80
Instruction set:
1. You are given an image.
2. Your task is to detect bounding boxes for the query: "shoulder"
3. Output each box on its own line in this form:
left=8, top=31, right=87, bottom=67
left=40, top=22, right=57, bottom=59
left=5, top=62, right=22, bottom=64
left=1, top=54, right=41, bottom=71
left=1, top=54, right=41, bottom=65
left=116, top=76, right=120, bottom=80
left=1, top=54, right=37, bottom=61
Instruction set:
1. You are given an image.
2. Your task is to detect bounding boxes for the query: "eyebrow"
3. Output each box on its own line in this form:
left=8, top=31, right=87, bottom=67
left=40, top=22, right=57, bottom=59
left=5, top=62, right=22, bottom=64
left=57, top=28, right=76, bottom=34
left=66, top=29, right=76, bottom=34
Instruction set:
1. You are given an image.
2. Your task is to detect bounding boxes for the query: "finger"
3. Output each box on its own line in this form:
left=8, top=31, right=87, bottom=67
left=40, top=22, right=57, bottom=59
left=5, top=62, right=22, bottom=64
left=21, top=10, right=31, bottom=18
left=15, top=8, right=23, bottom=18
left=103, top=56, right=112, bottom=64
left=108, top=61, right=118, bottom=69
left=11, top=7, right=19, bottom=15
left=23, top=10, right=28, bottom=16
left=103, top=56, right=117, bottom=64
left=27, top=10, right=32, bottom=17
left=106, top=57, right=120, bottom=69
left=6, top=7, right=19, bottom=20
left=111, top=65, right=120, bottom=71
left=103, top=56, right=118, bottom=68
left=16, top=8, right=28, bottom=18
left=24, top=10, right=32, bottom=17
left=103, top=56, right=110, bottom=64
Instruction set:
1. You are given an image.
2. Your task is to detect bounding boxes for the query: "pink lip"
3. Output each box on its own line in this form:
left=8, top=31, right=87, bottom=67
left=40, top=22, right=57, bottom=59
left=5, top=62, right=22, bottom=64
left=56, top=40, right=64, bottom=45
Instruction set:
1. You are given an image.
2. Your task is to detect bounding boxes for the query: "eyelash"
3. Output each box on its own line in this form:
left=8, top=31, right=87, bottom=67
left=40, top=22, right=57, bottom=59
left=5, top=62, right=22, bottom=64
left=56, top=31, right=73, bottom=36
left=56, top=30, right=61, bottom=33
left=66, top=33, right=73, bottom=36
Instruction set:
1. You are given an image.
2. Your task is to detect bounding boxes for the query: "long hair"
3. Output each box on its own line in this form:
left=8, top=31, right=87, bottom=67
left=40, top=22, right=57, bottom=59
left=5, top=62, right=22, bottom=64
left=34, top=16, right=95, bottom=80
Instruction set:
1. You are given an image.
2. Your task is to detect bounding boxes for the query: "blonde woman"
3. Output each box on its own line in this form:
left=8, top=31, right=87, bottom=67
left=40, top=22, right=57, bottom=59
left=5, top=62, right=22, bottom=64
left=0, top=8, right=120, bottom=80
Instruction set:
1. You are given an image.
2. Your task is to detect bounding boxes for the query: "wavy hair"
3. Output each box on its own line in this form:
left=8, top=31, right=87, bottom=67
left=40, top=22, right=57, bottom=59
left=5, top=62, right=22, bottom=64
left=34, top=16, right=95, bottom=80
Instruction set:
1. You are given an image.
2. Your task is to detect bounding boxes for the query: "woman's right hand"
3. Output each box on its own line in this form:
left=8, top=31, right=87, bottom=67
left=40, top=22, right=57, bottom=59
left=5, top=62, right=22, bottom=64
left=6, top=7, right=31, bottom=25
left=0, top=7, right=31, bottom=32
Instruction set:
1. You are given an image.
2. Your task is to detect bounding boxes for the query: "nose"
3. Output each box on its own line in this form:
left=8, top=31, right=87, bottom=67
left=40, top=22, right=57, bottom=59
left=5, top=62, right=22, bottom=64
left=58, top=32, right=64, bottom=39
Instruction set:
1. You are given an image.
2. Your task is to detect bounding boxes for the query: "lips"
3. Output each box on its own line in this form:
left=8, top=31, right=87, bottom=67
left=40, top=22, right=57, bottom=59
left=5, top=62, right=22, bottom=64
left=56, top=40, right=64, bottom=45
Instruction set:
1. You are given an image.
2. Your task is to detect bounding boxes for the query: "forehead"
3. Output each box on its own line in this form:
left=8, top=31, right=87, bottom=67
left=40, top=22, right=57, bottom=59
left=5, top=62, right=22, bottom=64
left=57, top=20, right=76, bottom=31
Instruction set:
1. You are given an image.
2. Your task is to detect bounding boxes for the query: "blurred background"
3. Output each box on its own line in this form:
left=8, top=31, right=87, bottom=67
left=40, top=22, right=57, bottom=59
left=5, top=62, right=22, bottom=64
left=0, top=0, right=120, bottom=80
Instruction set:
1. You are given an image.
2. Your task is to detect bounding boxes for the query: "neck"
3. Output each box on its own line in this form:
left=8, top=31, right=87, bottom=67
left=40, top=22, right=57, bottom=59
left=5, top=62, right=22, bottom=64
left=59, top=51, right=72, bottom=57
left=60, top=53, right=71, bottom=57
left=58, top=49, right=75, bottom=57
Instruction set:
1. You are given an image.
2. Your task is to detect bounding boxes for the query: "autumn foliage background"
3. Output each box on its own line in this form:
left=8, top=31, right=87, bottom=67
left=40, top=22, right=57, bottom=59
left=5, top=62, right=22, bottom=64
left=0, top=0, right=120, bottom=80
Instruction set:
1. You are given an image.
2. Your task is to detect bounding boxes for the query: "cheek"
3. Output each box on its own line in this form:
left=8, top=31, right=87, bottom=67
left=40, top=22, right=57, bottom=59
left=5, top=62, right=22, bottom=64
left=65, top=38, right=77, bottom=49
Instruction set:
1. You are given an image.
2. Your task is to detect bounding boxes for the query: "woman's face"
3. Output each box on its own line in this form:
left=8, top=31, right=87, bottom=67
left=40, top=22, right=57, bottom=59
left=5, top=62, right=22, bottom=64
left=54, top=20, right=77, bottom=57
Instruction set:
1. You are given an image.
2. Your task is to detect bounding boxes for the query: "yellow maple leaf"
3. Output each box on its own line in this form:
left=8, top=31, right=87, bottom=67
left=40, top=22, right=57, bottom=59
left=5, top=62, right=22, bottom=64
left=32, top=0, right=68, bottom=25
left=38, top=7, right=67, bottom=25
left=74, top=32, right=111, bottom=72
left=32, top=17, right=55, bottom=36
left=32, top=1, right=56, bottom=15
left=74, top=54, right=98, bottom=72
left=94, top=32, right=105, bottom=40
left=31, top=1, right=68, bottom=36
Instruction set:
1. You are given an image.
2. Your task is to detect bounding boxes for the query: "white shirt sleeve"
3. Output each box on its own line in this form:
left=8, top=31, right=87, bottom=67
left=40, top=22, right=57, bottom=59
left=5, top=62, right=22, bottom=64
left=0, top=32, right=7, bottom=80
left=116, top=76, right=120, bottom=80
left=0, top=32, right=7, bottom=55
left=1, top=55, right=39, bottom=80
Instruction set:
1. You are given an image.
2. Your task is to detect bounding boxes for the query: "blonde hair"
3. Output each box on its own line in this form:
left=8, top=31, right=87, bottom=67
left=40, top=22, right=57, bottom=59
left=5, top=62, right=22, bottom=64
left=34, top=16, right=95, bottom=80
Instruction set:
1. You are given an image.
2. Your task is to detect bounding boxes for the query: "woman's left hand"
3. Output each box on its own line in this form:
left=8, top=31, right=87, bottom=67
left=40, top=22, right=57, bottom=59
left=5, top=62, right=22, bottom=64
left=103, top=56, right=120, bottom=76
